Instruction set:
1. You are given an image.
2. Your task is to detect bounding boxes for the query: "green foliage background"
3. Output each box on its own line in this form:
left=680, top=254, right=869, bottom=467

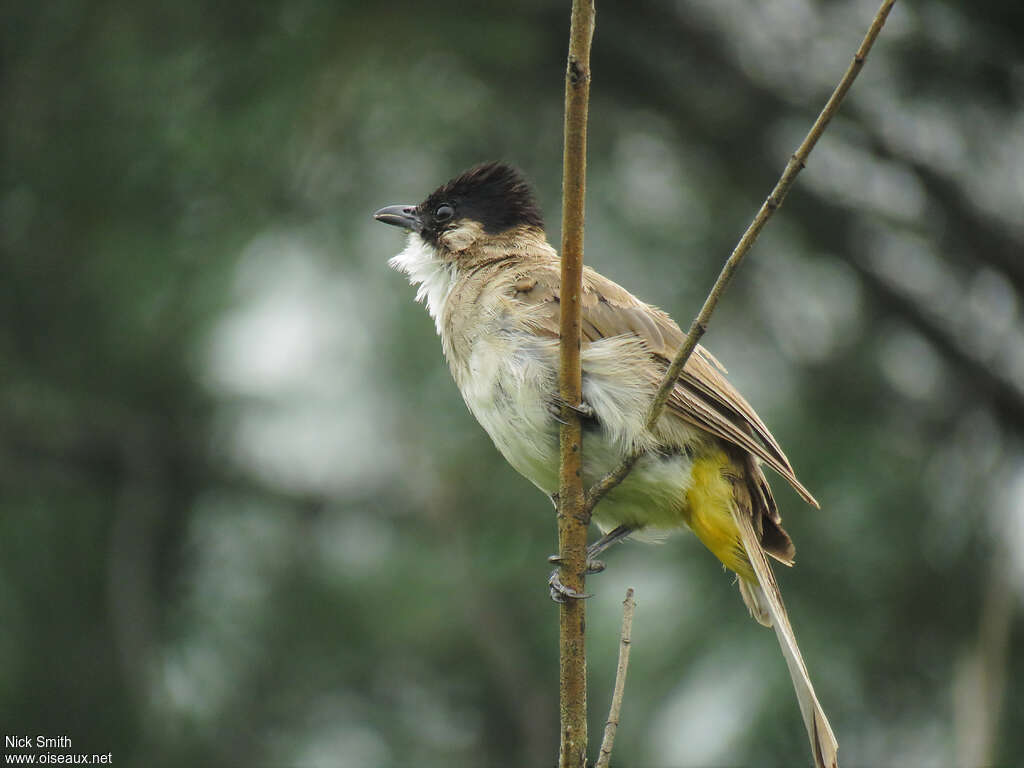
left=3, top=1, right=1023, bottom=766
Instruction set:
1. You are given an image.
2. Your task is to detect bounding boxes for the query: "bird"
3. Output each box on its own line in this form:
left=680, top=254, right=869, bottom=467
left=375, top=161, right=838, bottom=768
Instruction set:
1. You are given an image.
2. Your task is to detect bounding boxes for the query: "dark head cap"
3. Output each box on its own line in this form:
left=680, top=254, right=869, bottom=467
left=374, top=162, right=543, bottom=247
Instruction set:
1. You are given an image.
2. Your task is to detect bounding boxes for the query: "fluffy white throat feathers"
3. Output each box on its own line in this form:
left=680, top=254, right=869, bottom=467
left=388, top=234, right=456, bottom=336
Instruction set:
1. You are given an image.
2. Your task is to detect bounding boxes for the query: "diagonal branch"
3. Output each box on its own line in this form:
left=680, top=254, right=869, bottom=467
left=586, top=0, right=897, bottom=513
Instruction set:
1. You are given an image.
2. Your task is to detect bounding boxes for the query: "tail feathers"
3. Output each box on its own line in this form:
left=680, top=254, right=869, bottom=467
left=733, top=502, right=839, bottom=768
left=738, top=576, right=772, bottom=627
left=749, top=467, right=796, bottom=565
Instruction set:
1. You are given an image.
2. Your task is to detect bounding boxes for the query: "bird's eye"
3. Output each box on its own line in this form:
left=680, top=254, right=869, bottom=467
left=435, top=204, right=454, bottom=222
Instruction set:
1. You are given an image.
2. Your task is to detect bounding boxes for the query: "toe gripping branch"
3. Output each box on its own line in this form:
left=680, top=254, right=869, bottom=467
left=547, top=525, right=632, bottom=603
left=548, top=398, right=597, bottom=425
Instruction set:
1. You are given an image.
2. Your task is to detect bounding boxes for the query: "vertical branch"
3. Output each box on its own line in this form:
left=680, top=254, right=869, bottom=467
left=557, top=2, right=596, bottom=767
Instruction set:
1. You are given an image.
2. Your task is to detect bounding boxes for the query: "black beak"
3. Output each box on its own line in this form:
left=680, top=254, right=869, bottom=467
left=373, top=205, right=421, bottom=232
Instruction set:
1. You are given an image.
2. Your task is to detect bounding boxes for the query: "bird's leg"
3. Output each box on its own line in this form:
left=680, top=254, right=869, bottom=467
left=582, top=524, right=635, bottom=573
left=548, top=524, right=634, bottom=602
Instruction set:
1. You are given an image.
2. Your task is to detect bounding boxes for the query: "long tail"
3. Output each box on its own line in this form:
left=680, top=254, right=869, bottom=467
left=733, top=474, right=839, bottom=768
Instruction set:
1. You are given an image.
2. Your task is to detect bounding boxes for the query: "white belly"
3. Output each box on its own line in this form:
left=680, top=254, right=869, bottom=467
left=457, top=334, right=562, bottom=494
left=454, top=332, right=697, bottom=534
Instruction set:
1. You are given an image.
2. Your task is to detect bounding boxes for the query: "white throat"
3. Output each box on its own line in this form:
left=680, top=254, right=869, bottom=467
left=388, top=234, right=457, bottom=336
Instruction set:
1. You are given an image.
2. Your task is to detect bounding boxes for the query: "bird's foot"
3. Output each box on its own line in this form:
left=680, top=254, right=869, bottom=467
left=547, top=566, right=592, bottom=603
left=546, top=554, right=605, bottom=602
left=545, top=526, right=633, bottom=602
left=547, top=398, right=597, bottom=424
left=567, top=400, right=596, bottom=420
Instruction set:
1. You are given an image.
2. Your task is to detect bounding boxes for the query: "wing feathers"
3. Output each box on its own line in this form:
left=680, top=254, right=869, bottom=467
left=514, top=263, right=818, bottom=507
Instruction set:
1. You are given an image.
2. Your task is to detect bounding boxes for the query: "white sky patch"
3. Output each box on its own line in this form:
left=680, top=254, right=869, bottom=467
left=156, top=639, right=231, bottom=728
left=922, top=409, right=1004, bottom=562
left=851, top=713, right=952, bottom=768
left=614, top=129, right=694, bottom=228
left=877, top=327, right=945, bottom=402
left=282, top=723, right=392, bottom=768
left=995, top=464, right=1024, bottom=599
left=965, top=268, right=1019, bottom=361
left=152, top=496, right=293, bottom=728
left=862, top=228, right=1024, bottom=395
left=207, top=232, right=369, bottom=396
left=753, top=245, right=865, bottom=365
left=1008, top=327, right=1024, bottom=391
left=783, top=127, right=927, bottom=221
left=710, top=324, right=800, bottom=420
left=681, top=0, right=909, bottom=98
left=960, top=107, right=1024, bottom=238
left=860, top=88, right=971, bottom=179
left=265, top=694, right=394, bottom=768
left=314, top=508, right=397, bottom=583
left=649, top=645, right=765, bottom=765
left=864, top=228, right=962, bottom=309
left=203, top=231, right=395, bottom=495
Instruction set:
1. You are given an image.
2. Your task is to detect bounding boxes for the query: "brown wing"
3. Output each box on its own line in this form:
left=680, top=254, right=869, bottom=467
left=509, top=260, right=818, bottom=508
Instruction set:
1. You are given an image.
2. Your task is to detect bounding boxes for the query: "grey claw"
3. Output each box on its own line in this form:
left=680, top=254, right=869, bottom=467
left=546, top=402, right=569, bottom=425
left=548, top=569, right=592, bottom=603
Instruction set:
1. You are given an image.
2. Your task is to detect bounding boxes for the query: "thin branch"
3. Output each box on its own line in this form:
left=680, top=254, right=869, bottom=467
left=586, top=0, right=896, bottom=513
left=595, top=588, right=636, bottom=768
left=954, top=543, right=1013, bottom=766
left=557, top=2, right=596, bottom=768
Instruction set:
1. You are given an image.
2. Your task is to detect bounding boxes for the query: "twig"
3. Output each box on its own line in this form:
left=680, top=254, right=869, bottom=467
left=586, top=0, right=896, bottom=513
left=954, top=545, right=1013, bottom=766
left=595, top=588, right=636, bottom=768
left=556, top=2, right=596, bottom=768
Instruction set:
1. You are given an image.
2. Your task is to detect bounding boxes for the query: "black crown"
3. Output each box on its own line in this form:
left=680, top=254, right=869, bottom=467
left=421, top=162, right=544, bottom=235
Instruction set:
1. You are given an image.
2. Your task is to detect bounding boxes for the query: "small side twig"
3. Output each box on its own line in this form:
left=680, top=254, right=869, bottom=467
left=586, top=0, right=896, bottom=513
left=595, top=588, right=636, bottom=768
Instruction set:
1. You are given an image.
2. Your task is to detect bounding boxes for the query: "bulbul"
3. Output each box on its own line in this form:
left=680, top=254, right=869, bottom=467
left=375, top=161, right=838, bottom=768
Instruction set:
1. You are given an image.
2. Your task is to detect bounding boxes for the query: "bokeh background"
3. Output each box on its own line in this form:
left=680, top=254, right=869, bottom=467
left=3, top=0, right=1023, bottom=766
